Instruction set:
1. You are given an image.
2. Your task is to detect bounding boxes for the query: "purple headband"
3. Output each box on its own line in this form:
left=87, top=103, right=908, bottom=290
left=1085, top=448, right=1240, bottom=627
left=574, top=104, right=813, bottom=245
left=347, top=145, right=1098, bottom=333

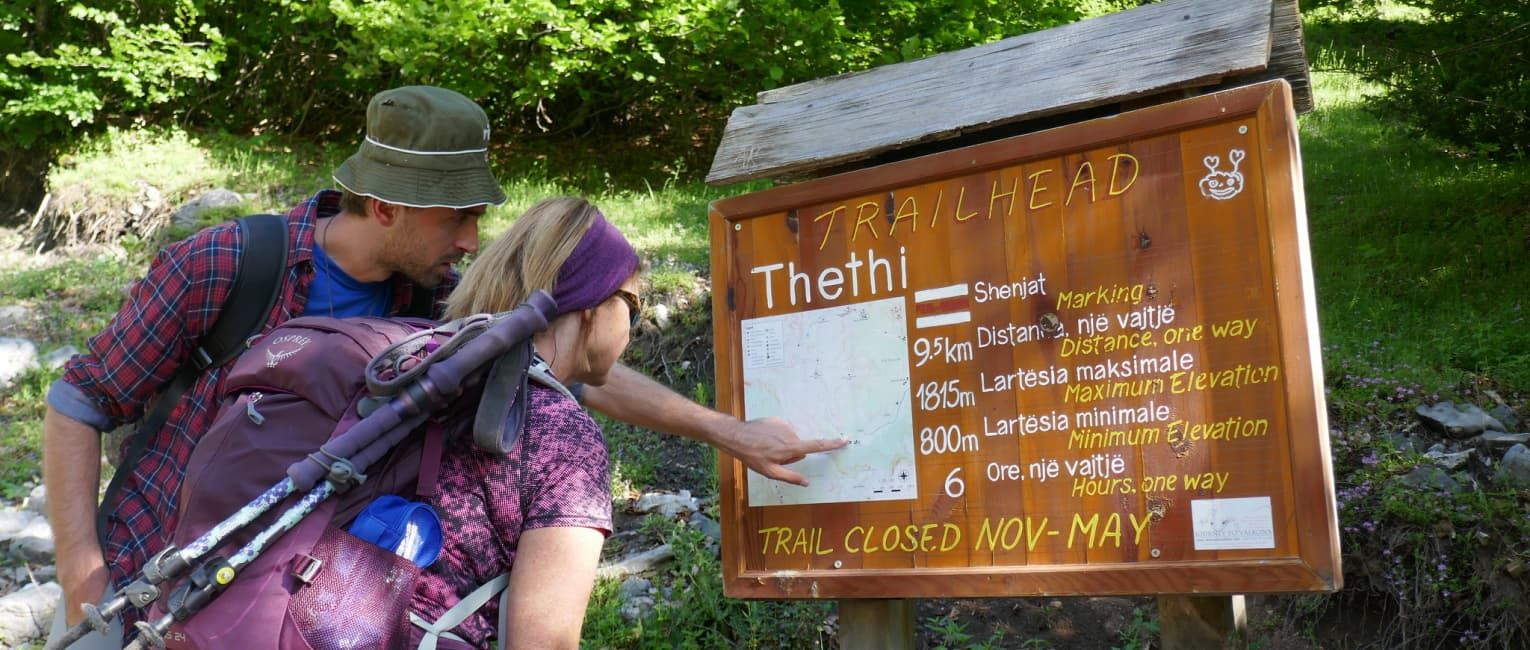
left=551, top=212, right=639, bottom=315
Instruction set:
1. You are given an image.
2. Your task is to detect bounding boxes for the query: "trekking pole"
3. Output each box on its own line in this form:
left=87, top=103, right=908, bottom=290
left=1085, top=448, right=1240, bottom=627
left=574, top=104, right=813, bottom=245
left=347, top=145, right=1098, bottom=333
left=59, top=291, right=559, bottom=649
left=47, top=395, right=439, bottom=650
left=44, top=477, right=304, bottom=650
left=125, top=478, right=340, bottom=650
left=124, top=400, right=438, bottom=650
left=46, top=400, right=428, bottom=650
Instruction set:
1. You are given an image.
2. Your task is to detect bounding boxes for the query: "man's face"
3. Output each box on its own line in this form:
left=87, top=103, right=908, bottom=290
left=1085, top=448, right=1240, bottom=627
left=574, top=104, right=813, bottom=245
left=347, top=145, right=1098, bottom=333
left=383, top=205, right=485, bottom=288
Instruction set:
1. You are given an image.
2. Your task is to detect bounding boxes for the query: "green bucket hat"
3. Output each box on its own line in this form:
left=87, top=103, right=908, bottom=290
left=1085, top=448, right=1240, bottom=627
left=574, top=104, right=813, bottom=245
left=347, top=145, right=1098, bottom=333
left=333, top=86, right=507, bottom=209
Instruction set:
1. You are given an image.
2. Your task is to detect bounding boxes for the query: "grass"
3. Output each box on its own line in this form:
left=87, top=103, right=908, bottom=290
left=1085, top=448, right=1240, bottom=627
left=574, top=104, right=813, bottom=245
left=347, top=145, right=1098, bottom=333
left=582, top=516, right=834, bottom=649
left=0, top=368, right=50, bottom=500
left=1300, top=20, right=1530, bottom=408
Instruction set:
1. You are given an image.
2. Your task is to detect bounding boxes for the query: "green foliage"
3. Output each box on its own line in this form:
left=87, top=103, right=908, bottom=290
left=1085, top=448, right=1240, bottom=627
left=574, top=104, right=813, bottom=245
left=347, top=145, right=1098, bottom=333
left=1331, top=436, right=1530, bottom=647
left=1110, top=605, right=1159, bottom=650
left=2, top=0, right=1104, bottom=211
left=1300, top=62, right=1530, bottom=393
left=922, top=612, right=1009, bottom=649
left=922, top=613, right=973, bottom=649
left=0, top=256, right=137, bottom=312
left=0, top=2, right=223, bottom=145
left=583, top=517, right=832, bottom=649
left=0, top=1, right=225, bottom=210
left=50, top=127, right=215, bottom=200
left=324, top=0, right=1086, bottom=138
left=0, top=365, right=57, bottom=501
left=1309, top=1, right=1530, bottom=158
left=1376, top=1, right=1530, bottom=157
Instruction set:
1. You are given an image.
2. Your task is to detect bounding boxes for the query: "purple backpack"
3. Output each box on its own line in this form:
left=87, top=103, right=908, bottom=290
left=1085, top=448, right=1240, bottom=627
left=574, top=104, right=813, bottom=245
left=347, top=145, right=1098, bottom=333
left=142, top=298, right=556, bottom=649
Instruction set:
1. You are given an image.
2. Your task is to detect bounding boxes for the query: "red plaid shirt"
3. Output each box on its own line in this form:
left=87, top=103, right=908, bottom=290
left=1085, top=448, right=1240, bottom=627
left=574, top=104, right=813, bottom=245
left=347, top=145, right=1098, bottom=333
left=61, top=190, right=456, bottom=615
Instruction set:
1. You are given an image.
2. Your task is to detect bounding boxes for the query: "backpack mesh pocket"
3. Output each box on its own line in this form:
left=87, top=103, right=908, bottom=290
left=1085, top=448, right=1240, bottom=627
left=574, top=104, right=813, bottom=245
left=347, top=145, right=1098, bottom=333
left=288, top=525, right=420, bottom=650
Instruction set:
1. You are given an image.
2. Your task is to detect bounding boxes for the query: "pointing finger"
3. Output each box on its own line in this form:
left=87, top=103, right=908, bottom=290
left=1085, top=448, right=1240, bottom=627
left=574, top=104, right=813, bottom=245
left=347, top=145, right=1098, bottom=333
left=796, top=438, right=849, bottom=454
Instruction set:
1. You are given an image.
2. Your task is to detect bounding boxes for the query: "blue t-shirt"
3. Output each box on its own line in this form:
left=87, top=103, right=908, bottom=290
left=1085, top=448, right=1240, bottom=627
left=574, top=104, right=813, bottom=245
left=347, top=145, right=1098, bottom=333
left=304, top=242, right=392, bottom=317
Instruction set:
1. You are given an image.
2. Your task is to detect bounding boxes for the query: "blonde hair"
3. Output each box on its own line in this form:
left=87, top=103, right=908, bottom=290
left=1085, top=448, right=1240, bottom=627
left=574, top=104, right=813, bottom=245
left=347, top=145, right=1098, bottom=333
left=445, top=197, right=602, bottom=319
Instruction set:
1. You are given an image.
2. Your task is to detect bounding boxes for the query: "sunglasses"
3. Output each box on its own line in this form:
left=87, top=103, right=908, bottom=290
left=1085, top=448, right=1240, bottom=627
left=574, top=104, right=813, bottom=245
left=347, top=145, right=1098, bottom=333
left=614, top=289, right=642, bottom=329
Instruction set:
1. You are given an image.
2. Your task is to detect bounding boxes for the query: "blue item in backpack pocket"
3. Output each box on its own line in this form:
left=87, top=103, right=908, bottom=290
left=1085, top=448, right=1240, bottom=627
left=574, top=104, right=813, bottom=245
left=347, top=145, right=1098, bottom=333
left=348, top=495, right=443, bottom=568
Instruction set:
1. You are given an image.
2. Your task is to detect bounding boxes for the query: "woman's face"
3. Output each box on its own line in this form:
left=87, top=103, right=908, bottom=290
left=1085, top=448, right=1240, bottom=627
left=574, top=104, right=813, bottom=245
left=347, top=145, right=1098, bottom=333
left=574, top=274, right=641, bottom=386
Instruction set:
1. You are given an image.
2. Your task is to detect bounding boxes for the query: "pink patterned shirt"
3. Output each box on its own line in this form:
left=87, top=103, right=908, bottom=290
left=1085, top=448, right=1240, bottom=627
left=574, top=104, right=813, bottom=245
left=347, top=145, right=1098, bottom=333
left=409, top=383, right=612, bottom=647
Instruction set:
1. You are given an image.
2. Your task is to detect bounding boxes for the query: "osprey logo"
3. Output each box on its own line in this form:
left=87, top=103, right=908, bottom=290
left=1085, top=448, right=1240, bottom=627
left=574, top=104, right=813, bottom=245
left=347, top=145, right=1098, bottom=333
left=265, top=334, right=312, bottom=368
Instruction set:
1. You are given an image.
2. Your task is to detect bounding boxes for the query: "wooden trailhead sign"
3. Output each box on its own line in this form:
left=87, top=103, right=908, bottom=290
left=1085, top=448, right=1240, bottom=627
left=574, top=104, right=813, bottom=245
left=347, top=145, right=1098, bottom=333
left=708, top=80, right=1340, bottom=599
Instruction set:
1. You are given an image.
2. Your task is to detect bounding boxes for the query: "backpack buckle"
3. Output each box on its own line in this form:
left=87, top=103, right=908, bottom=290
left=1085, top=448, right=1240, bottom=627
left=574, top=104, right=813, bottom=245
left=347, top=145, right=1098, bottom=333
left=290, top=554, right=323, bottom=584
left=190, top=346, right=215, bottom=370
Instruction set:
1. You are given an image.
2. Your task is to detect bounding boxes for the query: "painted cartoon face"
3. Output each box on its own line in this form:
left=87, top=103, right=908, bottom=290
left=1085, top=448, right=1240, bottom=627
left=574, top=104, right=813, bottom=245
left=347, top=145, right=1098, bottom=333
left=1198, top=149, right=1246, bottom=201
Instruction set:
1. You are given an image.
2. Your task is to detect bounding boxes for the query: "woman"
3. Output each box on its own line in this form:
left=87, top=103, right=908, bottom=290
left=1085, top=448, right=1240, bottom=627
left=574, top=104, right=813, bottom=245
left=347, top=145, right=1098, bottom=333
left=408, top=196, right=641, bottom=649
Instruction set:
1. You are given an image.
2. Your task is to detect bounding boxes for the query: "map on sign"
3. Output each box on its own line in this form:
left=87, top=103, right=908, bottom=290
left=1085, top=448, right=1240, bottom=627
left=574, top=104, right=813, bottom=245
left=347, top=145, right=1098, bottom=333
left=742, top=296, right=918, bottom=506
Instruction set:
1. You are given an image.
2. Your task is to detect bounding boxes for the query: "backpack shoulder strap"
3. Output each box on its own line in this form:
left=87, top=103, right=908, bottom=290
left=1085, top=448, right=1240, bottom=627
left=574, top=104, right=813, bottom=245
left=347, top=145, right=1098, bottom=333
left=404, top=283, right=437, bottom=318
left=98, top=214, right=290, bottom=544
left=528, top=358, right=573, bottom=400
left=196, top=213, right=290, bottom=369
left=408, top=572, right=510, bottom=649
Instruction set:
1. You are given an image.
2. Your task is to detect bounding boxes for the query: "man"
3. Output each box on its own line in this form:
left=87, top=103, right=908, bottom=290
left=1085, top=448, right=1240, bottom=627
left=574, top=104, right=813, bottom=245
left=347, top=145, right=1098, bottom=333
left=43, top=86, right=843, bottom=646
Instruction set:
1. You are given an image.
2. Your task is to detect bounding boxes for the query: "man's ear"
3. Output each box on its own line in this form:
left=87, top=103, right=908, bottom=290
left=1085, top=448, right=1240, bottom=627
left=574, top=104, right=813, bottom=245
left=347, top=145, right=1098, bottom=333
left=370, top=199, right=405, bottom=227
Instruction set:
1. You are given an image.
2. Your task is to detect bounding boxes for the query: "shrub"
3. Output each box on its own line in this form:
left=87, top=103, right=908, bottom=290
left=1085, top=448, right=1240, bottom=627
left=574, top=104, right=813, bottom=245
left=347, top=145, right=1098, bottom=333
left=0, top=1, right=224, bottom=214
left=6, top=1, right=1147, bottom=225
left=1312, top=1, right=1530, bottom=158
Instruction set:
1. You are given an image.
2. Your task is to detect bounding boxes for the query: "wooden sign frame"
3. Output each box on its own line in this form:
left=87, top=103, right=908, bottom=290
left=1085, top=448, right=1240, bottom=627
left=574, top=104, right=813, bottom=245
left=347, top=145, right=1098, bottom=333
left=709, top=80, right=1339, bottom=599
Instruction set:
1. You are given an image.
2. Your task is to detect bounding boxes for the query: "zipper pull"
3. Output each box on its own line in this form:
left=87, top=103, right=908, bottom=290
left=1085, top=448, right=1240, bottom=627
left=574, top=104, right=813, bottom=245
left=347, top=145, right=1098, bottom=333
left=246, top=392, right=266, bottom=425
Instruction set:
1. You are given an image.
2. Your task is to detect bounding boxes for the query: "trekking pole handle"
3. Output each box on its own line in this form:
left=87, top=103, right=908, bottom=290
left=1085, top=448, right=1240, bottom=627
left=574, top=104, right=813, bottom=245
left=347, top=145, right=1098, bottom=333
left=287, top=291, right=556, bottom=491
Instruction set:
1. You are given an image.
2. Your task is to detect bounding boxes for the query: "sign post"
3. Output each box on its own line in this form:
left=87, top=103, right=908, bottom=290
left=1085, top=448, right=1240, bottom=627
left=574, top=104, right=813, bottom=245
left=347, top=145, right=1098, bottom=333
left=708, top=81, right=1339, bottom=636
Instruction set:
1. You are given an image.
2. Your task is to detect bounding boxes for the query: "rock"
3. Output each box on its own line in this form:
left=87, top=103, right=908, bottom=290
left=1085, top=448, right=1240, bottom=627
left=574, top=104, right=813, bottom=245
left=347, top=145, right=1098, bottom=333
left=6, top=565, right=54, bottom=586
left=1489, top=405, right=1522, bottom=431
left=596, top=544, right=675, bottom=580
left=9, top=535, right=54, bottom=564
left=23, top=484, right=45, bottom=515
left=0, top=510, right=47, bottom=541
left=1399, top=466, right=1462, bottom=493
left=1416, top=402, right=1507, bottom=438
left=1382, top=430, right=1425, bottom=454
left=41, top=345, right=79, bottom=370
left=651, top=303, right=671, bottom=329
left=0, top=581, right=60, bottom=647
left=0, top=337, right=39, bottom=389
left=1495, top=444, right=1530, bottom=489
left=172, top=188, right=243, bottom=231
left=1425, top=448, right=1473, bottom=470
left=617, top=576, right=652, bottom=601
left=0, top=305, right=34, bottom=335
left=0, top=510, right=53, bottom=563
left=688, top=512, right=722, bottom=546
left=1471, top=431, right=1530, bottom=454
left=620, top=595, right=656, bottom=624
left=631, top=490, right=699, bottom=519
